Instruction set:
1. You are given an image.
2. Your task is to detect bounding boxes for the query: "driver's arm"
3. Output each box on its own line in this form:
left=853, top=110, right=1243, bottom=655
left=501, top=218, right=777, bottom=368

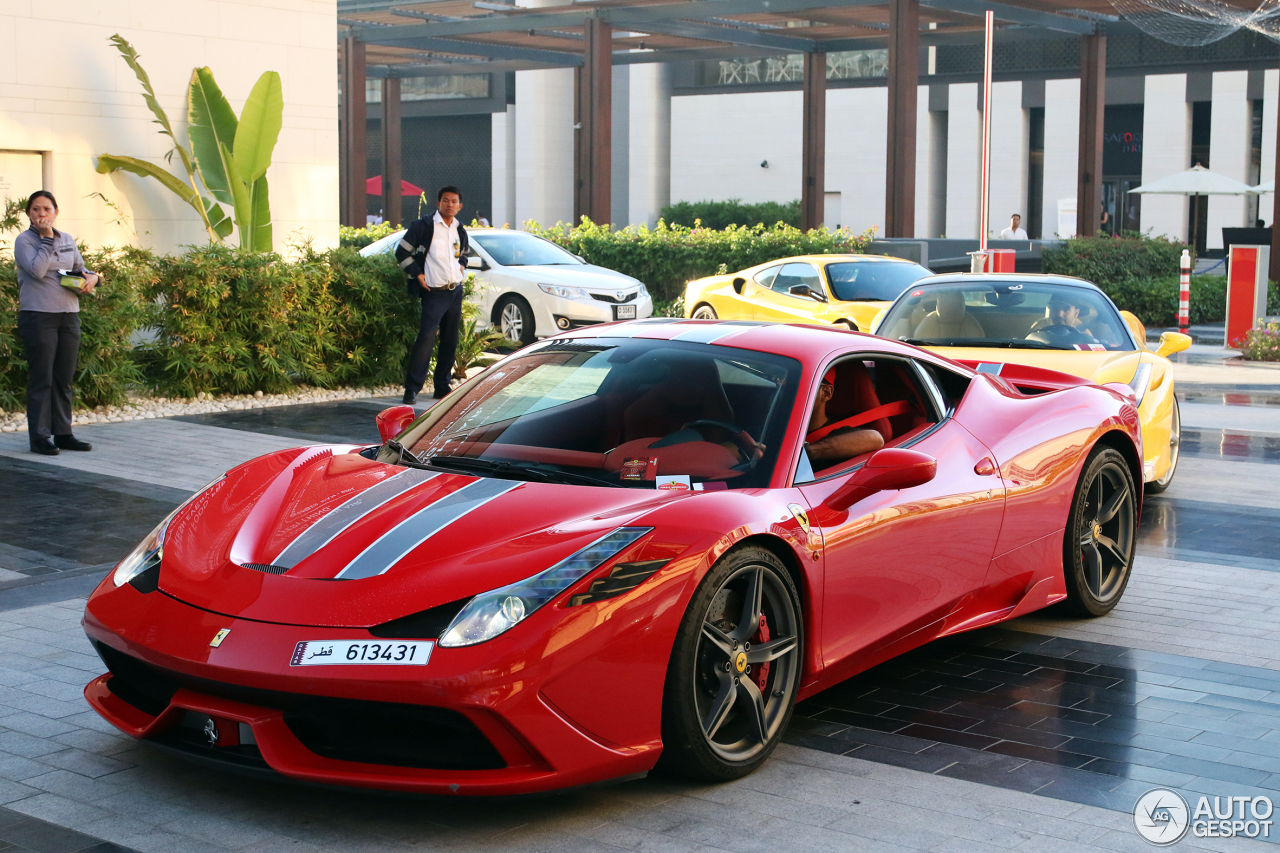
left=806, top=428, right=884, bottom=466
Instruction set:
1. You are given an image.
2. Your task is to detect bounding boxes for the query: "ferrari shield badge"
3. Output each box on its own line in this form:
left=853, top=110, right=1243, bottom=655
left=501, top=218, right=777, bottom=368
left=787, top=503, right=810, bottom=534
left=210, top=628, right=231, bottom=648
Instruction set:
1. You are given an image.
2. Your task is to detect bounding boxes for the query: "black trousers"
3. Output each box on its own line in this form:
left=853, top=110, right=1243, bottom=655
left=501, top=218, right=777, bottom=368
left=405, top=286, right=464, bottom=395
left=17, top=311, right=80, bottom=441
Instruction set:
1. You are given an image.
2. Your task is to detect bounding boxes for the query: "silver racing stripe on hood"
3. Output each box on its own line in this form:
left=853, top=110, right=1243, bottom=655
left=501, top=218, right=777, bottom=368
left=335, top=478, right=521, bottom=580
left=272, top=468, right=439, bottom=569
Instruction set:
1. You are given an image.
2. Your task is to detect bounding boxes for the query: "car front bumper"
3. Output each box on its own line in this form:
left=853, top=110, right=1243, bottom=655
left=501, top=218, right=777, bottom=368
left=534, top=294, right=654, bottom=336
left=81, top=577, right=668, bottom=796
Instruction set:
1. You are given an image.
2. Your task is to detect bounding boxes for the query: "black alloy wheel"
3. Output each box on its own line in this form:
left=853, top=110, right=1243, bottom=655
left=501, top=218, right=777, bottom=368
left=660, top=546, right=802, bottom=781
left=1144, top=398, right=1180, bottom=494
left=1062, top=447, right=1137, bottom=617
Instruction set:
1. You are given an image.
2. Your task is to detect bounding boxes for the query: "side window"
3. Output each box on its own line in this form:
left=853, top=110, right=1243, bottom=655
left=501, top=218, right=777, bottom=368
left=918, top=362, right=972, bottom=413
left=798, top=355, right=940, bottom=482
left=773, top=263, right=822, bottom=297
left=753, top=266, right=781, bottom=289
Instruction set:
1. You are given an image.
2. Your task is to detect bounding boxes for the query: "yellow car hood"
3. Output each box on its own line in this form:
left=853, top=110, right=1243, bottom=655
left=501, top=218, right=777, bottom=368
left=931, top=347, right=1143, bottom=385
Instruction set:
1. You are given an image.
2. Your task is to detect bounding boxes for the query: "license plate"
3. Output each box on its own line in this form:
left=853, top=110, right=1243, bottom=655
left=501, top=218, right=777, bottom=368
left=614, top=304, right=637, bottom=320
left=290, top=640, right=432, bottom=666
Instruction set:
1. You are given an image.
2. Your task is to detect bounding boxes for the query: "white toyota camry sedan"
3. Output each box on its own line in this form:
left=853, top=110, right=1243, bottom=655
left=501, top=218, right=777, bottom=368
left=361, top=227, right=654, bottom=345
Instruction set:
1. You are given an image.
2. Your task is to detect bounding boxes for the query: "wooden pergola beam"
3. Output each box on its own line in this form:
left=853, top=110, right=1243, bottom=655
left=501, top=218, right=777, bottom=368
left=340, top=37, right=367, bottom=228
left=574, top=17, right=612, bottom=225
left=381, top=76, right=402, bottom=227
left=885, top=0, right=920, bottom=237
left=1077, top=30, right=1105, bottom=237
left=801, top=51, right=826, bottom=231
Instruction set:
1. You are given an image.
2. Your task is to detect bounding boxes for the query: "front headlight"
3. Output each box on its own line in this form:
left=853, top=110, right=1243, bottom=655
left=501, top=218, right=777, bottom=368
left=112, top=474, right=226, bottom=587
left=637, top=283, right=649, bottom=298
left=538, top=283, right=591, bottom=300
left=1128, top=362, right=1154, bottom=406
left=438, top=527, right=651, bottom=647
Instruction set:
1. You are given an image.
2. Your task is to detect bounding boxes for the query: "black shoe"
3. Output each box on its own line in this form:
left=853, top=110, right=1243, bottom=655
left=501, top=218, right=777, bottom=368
left=30, top=438, right=59, bottom=456
left=402, top=390, right=417, bottom=405
left=432, top=385, right=452, bottom=399
left=54, top=435, right=92, bottom=452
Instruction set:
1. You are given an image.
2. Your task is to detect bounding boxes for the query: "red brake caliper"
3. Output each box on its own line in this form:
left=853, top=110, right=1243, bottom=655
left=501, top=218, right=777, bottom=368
left=754, top=614, right=770, bottom=692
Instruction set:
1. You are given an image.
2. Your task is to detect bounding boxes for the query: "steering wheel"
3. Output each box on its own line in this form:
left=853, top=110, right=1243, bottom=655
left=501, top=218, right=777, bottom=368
left=1025, top=324, right=1098, bottom=346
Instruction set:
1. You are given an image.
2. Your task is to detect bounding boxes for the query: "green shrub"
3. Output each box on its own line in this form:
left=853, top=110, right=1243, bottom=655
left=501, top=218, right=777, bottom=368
left=1097, top=275, right=1278, bottom=327
left=529, top=218, right=870, bottom=304
left=339, top=222, right=399, bottom=249
left=659, top=199, right=801, bottom=230
left=1236, top=320, right=1280, bottom=360
left=1043, top=233, right=1189, bottom=288
left=0, top=246, right=156, bottom=411
left=322, top=246, right=422, bottom=387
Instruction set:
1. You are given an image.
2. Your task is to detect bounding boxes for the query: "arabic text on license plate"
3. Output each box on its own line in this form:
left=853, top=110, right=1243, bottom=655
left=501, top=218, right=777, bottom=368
left=290, top=640, right=432, bottom=666
left=615, top=304, right=637, bottom=320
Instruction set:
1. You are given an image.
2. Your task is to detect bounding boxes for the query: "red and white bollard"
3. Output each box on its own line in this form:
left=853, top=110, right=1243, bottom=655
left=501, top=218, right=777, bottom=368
left=1179, top=249, right=1191, bottom=336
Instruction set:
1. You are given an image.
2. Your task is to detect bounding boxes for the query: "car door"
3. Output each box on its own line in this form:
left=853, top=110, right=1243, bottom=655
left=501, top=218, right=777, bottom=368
left=753, top=262, right=824, bottom=323
left=796, top=355, right=1006, bottom=671
left=738, top=265, right=782, bottom=319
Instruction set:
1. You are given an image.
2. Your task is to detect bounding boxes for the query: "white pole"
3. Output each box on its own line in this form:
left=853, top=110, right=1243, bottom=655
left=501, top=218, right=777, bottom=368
left=979, top=10, right=994, bottom=255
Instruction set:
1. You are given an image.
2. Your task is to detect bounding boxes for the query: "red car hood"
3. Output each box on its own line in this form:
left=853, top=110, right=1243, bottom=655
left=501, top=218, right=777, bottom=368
left=158, top=446, right=674, bottom=628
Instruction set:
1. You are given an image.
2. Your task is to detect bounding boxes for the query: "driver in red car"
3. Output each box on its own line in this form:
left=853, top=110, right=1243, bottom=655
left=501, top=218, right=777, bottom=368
left=804, top=368, right=885, bottom=468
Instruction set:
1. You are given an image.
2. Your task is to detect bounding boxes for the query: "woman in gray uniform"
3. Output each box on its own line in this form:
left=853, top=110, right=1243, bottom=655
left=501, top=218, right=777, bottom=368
left=13, top=191, right=97, bottom=456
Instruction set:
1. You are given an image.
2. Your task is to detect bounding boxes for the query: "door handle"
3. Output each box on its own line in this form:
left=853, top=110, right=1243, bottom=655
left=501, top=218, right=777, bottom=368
left=974, top=457, right=996, bottom=476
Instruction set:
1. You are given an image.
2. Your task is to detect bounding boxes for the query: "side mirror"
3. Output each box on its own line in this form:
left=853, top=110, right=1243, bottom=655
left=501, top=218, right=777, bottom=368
left=466, top=254, right=487, bottom=270
left=732, top=277, right=746, bottom=295
left=1154, top=330, right=1192, bottom=359
left=376, top=405, right=417, bottom=444
left=789, top=283, right=812, bottom=298
left=823, top=448, right=937, bottom=512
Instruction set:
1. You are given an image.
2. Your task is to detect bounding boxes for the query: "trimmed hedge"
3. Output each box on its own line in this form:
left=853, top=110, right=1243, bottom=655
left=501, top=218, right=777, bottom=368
left=0, top=245, right=423, bottom=406
left=1043, top=234, right=1187, bottom=288
left=528, top=218, right=870, bottom=304
left=659, top=199, right=801, bottom=230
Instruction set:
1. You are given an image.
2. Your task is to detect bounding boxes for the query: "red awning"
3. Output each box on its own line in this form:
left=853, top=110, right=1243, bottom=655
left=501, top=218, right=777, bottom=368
left=366, top=176, right=425, bottom=196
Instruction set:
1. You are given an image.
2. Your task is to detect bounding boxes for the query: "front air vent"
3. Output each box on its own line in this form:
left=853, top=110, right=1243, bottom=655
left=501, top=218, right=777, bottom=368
left=240, top=563, right=290, bottom=575
left=569, top=560, right=669, bottom=606
left=369, top=598, right=472, bottom=639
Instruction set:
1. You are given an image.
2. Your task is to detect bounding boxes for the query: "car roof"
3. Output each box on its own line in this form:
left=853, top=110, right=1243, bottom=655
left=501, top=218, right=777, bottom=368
left=911, top=272, right=1104, bottom=293
left=777, top=254, right=923, bottom=265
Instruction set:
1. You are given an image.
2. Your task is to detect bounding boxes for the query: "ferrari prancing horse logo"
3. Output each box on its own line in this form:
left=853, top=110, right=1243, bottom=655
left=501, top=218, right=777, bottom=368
left=787, top=503, right=810, bottom=534
left=210, top=628, right=230, bottom=648
left=734, top=651, right=748, bottom=673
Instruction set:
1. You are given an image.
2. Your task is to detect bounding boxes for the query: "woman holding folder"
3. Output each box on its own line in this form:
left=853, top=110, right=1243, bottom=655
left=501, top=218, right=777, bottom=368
left=13, top=191, right=97, bottom=456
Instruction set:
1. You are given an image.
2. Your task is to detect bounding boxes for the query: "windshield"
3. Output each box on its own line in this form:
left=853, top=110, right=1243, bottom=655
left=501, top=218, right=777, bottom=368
left=395, top=338, right=801, bottom=489
left=878, top=281, right=1134, bottom=351
left=826, top=261, right=931, bottom=302
left=471, top=232, right=583, bottom=267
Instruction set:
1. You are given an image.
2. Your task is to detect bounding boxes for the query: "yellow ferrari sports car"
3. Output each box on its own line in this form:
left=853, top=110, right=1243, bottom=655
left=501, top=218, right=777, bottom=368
left=683, top=254, right=932, bottom=332
left=873, top=273, right=1192, bottom=492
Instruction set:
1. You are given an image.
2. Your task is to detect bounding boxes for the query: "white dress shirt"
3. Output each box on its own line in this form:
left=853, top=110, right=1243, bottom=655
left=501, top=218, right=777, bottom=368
left=425, top=210, right=464, bottom=287
left=999, top=226, right=1029, bottom=240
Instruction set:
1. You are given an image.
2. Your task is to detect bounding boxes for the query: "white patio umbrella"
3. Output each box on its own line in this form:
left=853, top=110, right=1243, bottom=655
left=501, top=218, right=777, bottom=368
left=1128, top=165, right=1258, bottom=249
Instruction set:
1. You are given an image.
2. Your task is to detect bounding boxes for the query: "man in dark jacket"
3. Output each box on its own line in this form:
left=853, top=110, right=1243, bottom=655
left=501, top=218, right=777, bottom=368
left=395, top=187, right=469, bottom=404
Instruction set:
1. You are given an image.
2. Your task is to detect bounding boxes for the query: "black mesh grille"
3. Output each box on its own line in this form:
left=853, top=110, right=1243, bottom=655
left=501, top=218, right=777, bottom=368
left=93, top=643, right=505, bottom=770
left=240, top=563, right=290, bottom=575
left=590, top=291, right=637, bottom=304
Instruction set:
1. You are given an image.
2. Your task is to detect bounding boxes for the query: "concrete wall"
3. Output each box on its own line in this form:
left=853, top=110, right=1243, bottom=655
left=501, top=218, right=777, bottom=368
left=0, top=1, right=338, bottom=253
left=946, top=82, right=979, bottom=239
left=827, top=87, right=887, bottom=236
left=1206, top=70, right=1250, bottom=249
left=1140, top=74, right=1190, bottom=240
left=987, top=81, right=1028, bottom=238
left=1042, top=78, right=1080, bottom=238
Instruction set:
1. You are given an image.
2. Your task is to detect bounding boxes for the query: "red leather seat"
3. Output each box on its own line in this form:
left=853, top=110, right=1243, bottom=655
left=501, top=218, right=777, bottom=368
left=827, top=360, right=893, bottom=441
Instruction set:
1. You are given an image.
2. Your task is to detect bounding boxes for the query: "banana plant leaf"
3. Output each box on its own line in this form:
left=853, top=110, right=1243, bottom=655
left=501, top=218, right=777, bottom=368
left=234, top=72, right=283, bottom=185
left=188, top=67, right=239, bottom=206
left=108, top=35, right=196, bottom=179
left=247, top=175, right=272, bottom=252
left=96, top=154, right=231, bottom=242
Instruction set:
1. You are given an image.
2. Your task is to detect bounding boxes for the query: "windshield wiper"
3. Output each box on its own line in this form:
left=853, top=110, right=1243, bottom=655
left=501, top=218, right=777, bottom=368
left=428, top=455, right=614, bottom=487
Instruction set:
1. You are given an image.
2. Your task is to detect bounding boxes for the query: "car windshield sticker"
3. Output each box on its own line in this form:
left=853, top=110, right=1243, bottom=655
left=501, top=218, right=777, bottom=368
left=272, top=468, right=439, bottom=569
left=656, top=475, right=691, bottom=491
left=1074, top=344, right=1108, bottom=351
left=336, top=479, right=520, bottom=580
left=621, top=457, right=657, bottom=481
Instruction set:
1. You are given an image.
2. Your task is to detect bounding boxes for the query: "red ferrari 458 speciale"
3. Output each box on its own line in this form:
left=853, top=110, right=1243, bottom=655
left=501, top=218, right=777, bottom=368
left=82, top=320, right=1143, bottom=796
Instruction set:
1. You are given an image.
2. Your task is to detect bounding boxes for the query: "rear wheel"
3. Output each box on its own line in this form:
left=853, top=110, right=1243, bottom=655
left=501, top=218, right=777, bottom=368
left=1062, top=447, right=1137, bottom=617
left=495, top=295, right=536, bottom=346
left=691, top=303, right=718, bottom=321
left=659, top=546, right=802, bottom=781
left=1144, top=398, right=1180, bottom=494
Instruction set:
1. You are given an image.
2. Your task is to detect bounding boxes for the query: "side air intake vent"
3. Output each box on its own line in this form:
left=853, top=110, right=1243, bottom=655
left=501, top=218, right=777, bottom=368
left=369, top=598, right=472, bottom=639
left=569, top=560, right=669, bottom=606
left=240, top=563, right=290, bottom=575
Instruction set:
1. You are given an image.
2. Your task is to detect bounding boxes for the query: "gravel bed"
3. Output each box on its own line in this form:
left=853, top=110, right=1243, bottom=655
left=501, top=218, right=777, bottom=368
left=0, top=385, right=404, bottom=433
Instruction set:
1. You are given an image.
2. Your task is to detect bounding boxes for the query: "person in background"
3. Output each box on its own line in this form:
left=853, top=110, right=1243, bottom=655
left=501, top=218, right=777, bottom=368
left=1100, top=202, right=1111, bottom=233
left=999, top=214, right=1028, bottom=240
left=395, top=186, right=469, bottom=404
left=12, top=191, right=97, bottom=456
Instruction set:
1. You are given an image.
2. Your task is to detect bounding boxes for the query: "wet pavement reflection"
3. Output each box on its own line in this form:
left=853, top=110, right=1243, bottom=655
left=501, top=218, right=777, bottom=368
left=790, top=627, right=1280, bottom=816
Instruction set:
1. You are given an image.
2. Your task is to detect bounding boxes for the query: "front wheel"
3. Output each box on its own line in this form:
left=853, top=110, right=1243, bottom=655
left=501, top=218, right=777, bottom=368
left=495, top=295, right=536, bottom=346
left=659, top=546, right=802, bottom=782
left=1062, top=447, right=1137, bottom=617
left=1144, top=398, right=1180, bottom=494
left=691, top=303, right=718, bottom=321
